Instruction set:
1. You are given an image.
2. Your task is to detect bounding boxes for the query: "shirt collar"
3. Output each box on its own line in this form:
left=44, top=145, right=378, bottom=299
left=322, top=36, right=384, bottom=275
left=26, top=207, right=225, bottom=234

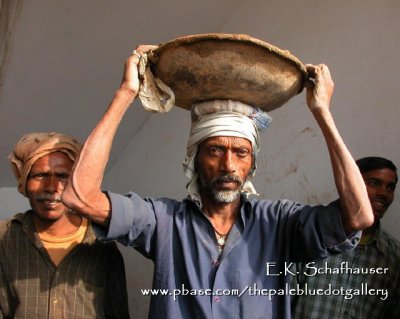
left=359, top=223, right=387, bottom=255
left=183, top=193, right=254, bottom=223
left=10, top=210, right=96, bottom=244
left=373, top=223, right=390, bottom=254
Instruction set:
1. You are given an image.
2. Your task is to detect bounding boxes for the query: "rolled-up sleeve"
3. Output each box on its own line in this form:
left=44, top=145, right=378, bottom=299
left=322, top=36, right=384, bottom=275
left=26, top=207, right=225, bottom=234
left=95, top=191, right=157, bottom=257
left=284, top=199, right=361, bottom=262
left=316, top=200, right=361, bottom=253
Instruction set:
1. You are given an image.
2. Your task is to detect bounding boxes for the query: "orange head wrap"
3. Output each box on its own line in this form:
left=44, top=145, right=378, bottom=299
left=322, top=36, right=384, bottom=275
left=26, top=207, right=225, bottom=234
left=8, top=132, right=82, bottom=196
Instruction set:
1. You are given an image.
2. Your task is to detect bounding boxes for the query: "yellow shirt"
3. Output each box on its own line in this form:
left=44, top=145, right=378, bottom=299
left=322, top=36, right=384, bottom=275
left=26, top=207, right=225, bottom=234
left=38, top=217, right=88, bottom=266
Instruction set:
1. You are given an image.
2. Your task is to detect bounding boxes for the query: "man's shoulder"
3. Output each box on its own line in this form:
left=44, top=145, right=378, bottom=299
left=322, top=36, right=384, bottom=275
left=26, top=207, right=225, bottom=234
left=85, top=219, right=116, bottom=244
left=110, top=191, right=182, bottom=206
left=0, top=212, right=28, bottom=226
left=247, top=197, right=305, bottom=213
left=0, top=212, right=29, bottom=236
left=379, top=228, right=400, bottom=256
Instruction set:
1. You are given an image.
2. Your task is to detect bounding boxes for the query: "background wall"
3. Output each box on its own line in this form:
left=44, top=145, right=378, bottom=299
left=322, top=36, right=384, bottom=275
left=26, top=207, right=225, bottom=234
left=1, top=1, right=399, bottom=317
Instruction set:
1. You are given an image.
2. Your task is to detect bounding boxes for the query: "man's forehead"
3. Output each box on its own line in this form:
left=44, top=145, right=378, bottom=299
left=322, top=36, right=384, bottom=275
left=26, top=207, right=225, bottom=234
left=362, top=168, right=398, bottom=183
left=31, top=151, right=74, bottom=169
left=201, top=136, right=252, bottom=148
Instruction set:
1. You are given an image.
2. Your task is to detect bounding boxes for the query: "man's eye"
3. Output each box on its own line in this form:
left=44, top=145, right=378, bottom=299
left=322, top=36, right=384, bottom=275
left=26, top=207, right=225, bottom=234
left=31, top=173, right=46, bottom=180
left=208, top=147, right=224, bottom=157
left=237, top=149, right=249, bottom=157
left=367, top=179, right=378, bottom=186
left=29, top=173, right=69, bottom=180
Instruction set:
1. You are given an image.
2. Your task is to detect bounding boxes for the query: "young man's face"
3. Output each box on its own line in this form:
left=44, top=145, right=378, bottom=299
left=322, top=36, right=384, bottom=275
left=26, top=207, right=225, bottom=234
left=196, top=136, right=253, bottom=204
left=26, top=151, right=74, bottom=222
left=362, top=168, right=397, bottom=221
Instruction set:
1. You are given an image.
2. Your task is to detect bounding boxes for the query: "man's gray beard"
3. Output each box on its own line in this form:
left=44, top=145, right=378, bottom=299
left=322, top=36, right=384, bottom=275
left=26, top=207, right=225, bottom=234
left=213, top=189, right=241, bottom=203
left=198, top=173, right=244, bottom=204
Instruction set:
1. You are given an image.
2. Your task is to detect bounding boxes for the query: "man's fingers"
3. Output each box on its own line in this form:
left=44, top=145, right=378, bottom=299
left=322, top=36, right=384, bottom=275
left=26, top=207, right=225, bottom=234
left=304, top=79, right=315, bottom=89
left=306, top=64, right=316, bottom=78
left=305, top=64, right=329, bottom=79
left=127, top=45, right=158, bottom=65
left=136, top=44, right=158, bottom=54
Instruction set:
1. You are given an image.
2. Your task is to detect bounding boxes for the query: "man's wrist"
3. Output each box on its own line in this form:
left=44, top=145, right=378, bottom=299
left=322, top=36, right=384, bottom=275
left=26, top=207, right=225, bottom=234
left=117, top=84, right=138, bottom=99
left=311, top=105, right=331, bottom=118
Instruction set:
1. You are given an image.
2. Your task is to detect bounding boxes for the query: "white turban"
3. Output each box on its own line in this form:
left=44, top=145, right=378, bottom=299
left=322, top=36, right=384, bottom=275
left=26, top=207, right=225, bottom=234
left=183, top=100, right=272, bottom=203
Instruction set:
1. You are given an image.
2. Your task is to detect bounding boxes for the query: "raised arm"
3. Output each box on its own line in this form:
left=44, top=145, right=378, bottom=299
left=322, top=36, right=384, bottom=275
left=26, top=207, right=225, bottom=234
left=62, top=46, right=154, bottom=226
left=306, top=64, right=374, bottom=233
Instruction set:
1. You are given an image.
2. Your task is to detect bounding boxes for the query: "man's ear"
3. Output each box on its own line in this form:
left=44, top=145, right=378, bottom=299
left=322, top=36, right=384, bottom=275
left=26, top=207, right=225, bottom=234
left=194, top=153, right=199, bottom=172
left=248, top=166, right=255, bottom=176
left=249, top=153, right=256, bottom=175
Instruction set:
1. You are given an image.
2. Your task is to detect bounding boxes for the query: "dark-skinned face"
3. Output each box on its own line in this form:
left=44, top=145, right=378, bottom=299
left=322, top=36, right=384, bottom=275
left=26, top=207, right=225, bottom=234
left=26, top=152, right=73, bottom=222
left=196, top=136, right=253, bottom=204
left=362, top=168, right=397, bottom=222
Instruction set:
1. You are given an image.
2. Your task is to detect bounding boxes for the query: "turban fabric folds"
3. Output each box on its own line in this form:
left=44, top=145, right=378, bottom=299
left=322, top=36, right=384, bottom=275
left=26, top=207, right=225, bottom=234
left=8, top=132, right=81, bottom=196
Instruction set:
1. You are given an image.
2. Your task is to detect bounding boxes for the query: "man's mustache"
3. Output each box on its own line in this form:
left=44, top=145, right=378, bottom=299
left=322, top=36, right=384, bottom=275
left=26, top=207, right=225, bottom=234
left=211, top=174, right=243, bottom=187
left=34, top=194, right=62, bottom=202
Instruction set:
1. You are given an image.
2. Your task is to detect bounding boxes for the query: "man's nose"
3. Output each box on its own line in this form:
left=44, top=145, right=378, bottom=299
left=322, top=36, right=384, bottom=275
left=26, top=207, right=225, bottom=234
left=220, top=151, right=236, bottom=173
left=43, top=175, right=62, bottom=192
left=375, top=184, right=392, bottom=199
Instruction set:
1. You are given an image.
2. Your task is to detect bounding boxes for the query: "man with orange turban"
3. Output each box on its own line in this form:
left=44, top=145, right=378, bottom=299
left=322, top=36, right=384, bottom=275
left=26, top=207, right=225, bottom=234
left=0, top=132, right=130, bottom=318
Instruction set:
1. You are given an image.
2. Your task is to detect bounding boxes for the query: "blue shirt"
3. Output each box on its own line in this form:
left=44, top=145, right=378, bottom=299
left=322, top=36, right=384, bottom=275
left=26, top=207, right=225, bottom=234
left=101, top=192, right=360, bottom=319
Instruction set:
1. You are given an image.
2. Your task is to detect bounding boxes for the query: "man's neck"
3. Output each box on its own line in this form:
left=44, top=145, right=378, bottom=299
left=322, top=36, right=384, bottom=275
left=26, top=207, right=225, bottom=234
left=201, top=197, right=241, bottom=234
left=33, top=212, right=82, bottom=237
left=361, top=221, right=379, bottom=238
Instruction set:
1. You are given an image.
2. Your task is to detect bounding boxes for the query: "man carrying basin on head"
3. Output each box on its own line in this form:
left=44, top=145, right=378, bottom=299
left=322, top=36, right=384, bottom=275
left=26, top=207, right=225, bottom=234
left=62, top=43, right=373, bottom=319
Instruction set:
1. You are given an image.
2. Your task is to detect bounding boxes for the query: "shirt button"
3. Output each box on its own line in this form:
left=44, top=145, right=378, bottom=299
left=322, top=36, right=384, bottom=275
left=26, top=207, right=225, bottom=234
left=52, top=298, right=58, bottom=304
left=212, top=260, right=219, bottom=266
left=214, top=296, right=221, bottom=303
